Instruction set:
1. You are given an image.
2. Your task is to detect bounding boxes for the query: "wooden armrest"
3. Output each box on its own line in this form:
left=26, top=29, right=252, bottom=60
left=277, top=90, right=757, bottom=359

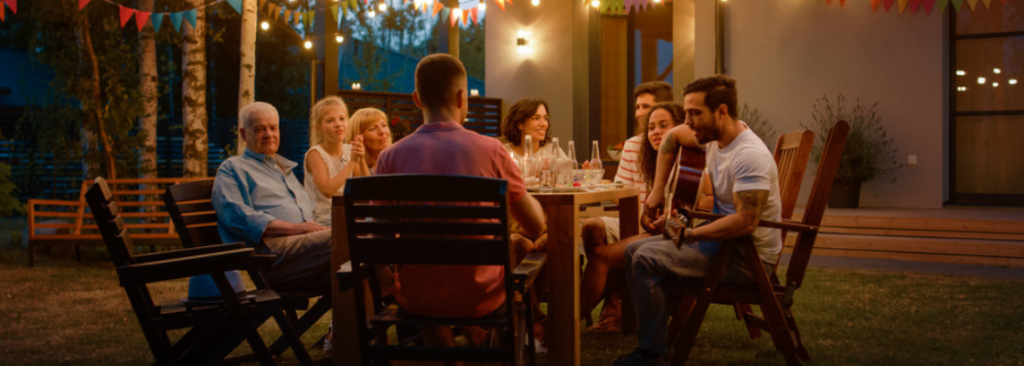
left=684, top=210, right=818, bottom=232
left=133, top=243, right=247, bottom=263
left=334, top=261, right=376, bottom=289
left=512, top=252, right=547, bottom=292
left=116, top=248, right=268, bottom=285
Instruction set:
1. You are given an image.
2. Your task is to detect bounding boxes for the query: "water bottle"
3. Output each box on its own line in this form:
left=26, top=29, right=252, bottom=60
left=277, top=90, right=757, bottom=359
left=522, top=135, right=538, bottom=187
left=589, top=140, right=603, bottom=185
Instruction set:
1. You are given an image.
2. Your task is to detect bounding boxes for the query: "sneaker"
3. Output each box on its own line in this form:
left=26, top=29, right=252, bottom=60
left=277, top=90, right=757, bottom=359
left=610, top=349, right=664, bottom=366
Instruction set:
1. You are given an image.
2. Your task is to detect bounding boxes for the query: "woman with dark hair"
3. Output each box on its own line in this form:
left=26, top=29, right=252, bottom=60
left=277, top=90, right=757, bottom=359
left=499, top=98, right=567, bottom=159
left=578, top=102, right=710, bottom=331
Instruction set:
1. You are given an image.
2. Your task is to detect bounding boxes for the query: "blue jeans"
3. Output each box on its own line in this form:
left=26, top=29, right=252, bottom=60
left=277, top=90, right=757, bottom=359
left=623, top=236, right=767, bottom=355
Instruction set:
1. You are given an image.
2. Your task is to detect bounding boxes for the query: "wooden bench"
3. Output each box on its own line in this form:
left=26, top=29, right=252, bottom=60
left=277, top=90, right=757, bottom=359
left=26, top=177, right=210, bottom=267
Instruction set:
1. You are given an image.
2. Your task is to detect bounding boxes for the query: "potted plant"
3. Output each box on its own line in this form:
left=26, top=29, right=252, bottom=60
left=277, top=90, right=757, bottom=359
left=801, top=94, right=902, bottom=208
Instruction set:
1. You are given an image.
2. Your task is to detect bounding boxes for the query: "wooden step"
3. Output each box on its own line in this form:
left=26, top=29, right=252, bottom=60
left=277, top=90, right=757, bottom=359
left=786, top=233, right=1024, bottom=267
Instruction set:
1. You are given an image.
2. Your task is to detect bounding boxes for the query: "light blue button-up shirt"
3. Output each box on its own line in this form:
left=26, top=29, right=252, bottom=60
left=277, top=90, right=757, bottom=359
left=212, top=148, right=315, bottom=246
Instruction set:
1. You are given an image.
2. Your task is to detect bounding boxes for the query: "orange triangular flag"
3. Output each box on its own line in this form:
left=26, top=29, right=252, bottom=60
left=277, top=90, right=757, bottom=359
left=433, top=1, right=444, bottom=16
left=898, top=0, right=909, bottom=12
left=271, top=4, right=279, bottom=20
left=257, top=0, right=266, bottom=11
left=840, top=0, right=847, bottom=5
left=494, top=0, right=505, bottom=12
left=1, top=5, right=5, bottom=22
left=471, top=7, right=478, bottom=25
left=284, top=9, right=292, bottom=23
left=981, top=0, right=992, bottom=7
left=461, top=9, right=468, bottom=26
left=119, top=6, right=135, bottom=28
left=965, top=0, right=977, bottom=9
left=136, top=10, right=150, bottom=31
left=871, top=0, right=882, bottom=11
left=79, top=0, right=91, bottom=10
left=506, top=0, right=511, bottom=5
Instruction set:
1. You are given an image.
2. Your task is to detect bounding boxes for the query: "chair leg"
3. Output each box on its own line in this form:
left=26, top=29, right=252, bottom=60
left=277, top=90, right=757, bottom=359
left=665, top=296, right=696, bottom=346
left=525, top=289, right=537, bottom=366
left=734, top=303, right=762, bottom=339
left=740, top=241, right=802, bottom=366
left=783, top=307, right=810, bottom=362
left=669, top=242, right=737, bottom=366
left=269, top=296, right=331, bottom=355
left=272, top=310, right=315, bottom=366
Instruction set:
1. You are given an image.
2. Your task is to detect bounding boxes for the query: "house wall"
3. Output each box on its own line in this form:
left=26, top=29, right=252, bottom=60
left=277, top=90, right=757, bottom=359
left=721, top=1, right=948, bottom=208
left=485, top=1, right=590, bottom=149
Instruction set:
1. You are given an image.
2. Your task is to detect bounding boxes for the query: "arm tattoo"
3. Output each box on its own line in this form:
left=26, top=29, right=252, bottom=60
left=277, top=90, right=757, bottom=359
left=735, top=190, right=768, bottom=218
left=659, top=132, right=681, bottom=155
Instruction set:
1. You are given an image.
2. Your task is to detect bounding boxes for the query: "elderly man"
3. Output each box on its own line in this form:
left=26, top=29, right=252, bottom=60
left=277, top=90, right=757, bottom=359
left=212, top=102, right=332, bottom=293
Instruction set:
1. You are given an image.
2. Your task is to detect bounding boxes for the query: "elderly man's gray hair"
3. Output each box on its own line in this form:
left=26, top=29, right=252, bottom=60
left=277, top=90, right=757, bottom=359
left=239, top=102, right=279, bottom=130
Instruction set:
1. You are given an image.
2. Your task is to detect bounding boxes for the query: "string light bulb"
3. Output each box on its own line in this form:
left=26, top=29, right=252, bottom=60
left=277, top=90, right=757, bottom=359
left=993, top=82, right=999, bottom=87
left=994, top=68, right=1001, bottom=74
left=479, top=0, right=487, bottom=11
left=956, top=70, right=965, bottom=76
left=336, top=35, right=344, bottom=43
left=260, top=21, right=269, bottom=30
left=304, top=40, right=313, bottom=49
left=378, top=1, right=387, bottom=11
left=1010, top=79, right=1018, bottom=85
left=653, top=0, right=661, bottom=3
left=977, top=77, right=986, bottom=84
left=368, top=9, right=376, bottom=17
left=532, top=0, right=539, bottom=5
left=591, top=0, right=600, bottom=8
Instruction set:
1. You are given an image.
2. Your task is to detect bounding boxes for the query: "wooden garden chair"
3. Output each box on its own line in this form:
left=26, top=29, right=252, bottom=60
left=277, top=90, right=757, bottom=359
left=163, top=179, right=333, bottom=357
left=666, top=121, right=849, bottom=366
left=336, top=174, right=545, bottom=366
left=87, top=177, right=311, bottom=366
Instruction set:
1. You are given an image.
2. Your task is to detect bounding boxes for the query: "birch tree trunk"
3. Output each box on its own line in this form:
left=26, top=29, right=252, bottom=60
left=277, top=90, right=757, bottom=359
left=138, top=0, right=158, bottom=179
left=182, top=4, right=208, bottom=178
left=237, top=0, right=257, bottom=154
left=76, top=15, right=116, bottom=180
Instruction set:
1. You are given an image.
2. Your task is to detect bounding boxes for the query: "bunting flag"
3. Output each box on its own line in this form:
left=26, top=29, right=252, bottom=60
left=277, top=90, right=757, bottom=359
left=898, top=0, right=908, bottom=13
left=624, top=0, right=636, bottom=12
left=184, top=8, right=196, bottom=30
left=3, top=0, right=14, bottom=14
left=257, top=0, right=266, bottom=11
left=981, top=0, right=993, bottom=7
left=151, top=12, right=164, bottom=31
left=470, top=7, right=478, bottom=25
left=965, top=0, right=977, bottom=9
left=951, top=0, right=963, bottom=11
left=493, top=0, right=505, bottom=12
left=461, top=9, right=469, bottom=26
left=935, top=0, right=950, bottom=12
left=169, top=11, right=183, bottom=32
left=433, top=1, right=444, bottom=16
left=135, top=10, right=150, bottom=31
left=227, top=0, right=242, bottom=14
left=119, top=6, right=134, bottom=27
left=270, top=4, right=279, bottom=20
left=1, top=5, right=5, bottom=22
left=883, top=0, right=896, bottom=11
left=908, top=0, right=922, bottom=12
left=840, top=0, right=847, bottom=6
left=79, top=0, right=91, bottom=10
left=283, top=9, right=292, bottom=24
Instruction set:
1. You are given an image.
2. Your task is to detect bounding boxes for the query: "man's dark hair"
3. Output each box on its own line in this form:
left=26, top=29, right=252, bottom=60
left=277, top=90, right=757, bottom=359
left=500, top=98, right=552, bottom=148
left=633, top=81, right=674, bottom=102
left=683, top=75, right=738, bottom=118
left=415, top=54, right=467, bottom=111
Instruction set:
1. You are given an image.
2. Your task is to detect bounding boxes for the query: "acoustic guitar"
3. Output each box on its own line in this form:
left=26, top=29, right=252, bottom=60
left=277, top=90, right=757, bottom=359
left=663, top=146, right=707, bottom=241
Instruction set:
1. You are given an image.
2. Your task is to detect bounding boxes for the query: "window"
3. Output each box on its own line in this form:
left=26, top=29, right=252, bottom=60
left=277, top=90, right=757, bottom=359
left=950, top=1, right=1024, bottom=205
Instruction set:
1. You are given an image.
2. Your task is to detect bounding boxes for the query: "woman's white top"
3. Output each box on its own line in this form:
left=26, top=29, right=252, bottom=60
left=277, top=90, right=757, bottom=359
left=304, top=144, right=352, bottom=226
left=501, top=141, right=568, bottom=161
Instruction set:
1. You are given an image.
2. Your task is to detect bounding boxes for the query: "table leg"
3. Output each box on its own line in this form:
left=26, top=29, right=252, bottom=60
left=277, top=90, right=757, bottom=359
left=618, top=195, right=640, bottom=335
left=545, top=204, right=581, bottom=366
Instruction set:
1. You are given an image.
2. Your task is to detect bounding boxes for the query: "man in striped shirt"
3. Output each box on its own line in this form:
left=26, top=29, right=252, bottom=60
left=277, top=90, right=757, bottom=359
left=580, top=81, right=674, bottom=332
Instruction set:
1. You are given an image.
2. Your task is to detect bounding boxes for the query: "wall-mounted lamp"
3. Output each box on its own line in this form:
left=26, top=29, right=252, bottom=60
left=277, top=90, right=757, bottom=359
left=470, top=89, right=480, bottom=96
left=352, top=83, right=362, bottom=90
left=516, top=29, right=533, bottom=55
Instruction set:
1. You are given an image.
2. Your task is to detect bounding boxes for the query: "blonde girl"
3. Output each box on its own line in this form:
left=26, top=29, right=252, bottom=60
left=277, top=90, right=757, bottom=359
left=304, top=96, right=366, bottom=226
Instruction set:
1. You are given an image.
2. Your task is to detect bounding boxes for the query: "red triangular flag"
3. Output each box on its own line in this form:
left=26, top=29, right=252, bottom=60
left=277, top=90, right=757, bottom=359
left=119, top=6, right=135, bottom=28
left=449, top=8, right=458, bottom=27
left=908, top=0, right=923, bottom=12
left=839, top=0, right=847, bottom=6
left=3, top=0, right=15, bottom=15
left=79, top=0, right=91, bottom=10
left=471, top=7, right=478, bottom=25
left=135, top=10, right=150, bottom=31
left=922, top=0, right=937, bottom=13
left=871, top=0, right=881, bottom=10
left=883, top=0, right=896, bottom=11
left=494, top=0, right=505, bottom=12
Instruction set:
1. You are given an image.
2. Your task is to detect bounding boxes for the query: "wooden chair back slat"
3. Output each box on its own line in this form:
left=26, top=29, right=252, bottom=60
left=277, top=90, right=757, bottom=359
left=786, top=121, right=849, bottom=288
left=351, top=221, right=505, bottom=237
left=773, top=130, right=815, bottom=220
left=347, top=205, right=505, bottom=220
left=84, top=178, right=135, bottom=267
left=344, top=174, right=509, bottom=202
left=351, top=238, right=510, bottom=265
left=164, top=179, right=220, bottom=248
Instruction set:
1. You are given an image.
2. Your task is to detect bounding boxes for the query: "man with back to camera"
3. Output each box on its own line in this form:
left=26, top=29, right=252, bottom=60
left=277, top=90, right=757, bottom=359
left=612, top=75, right=783, bottom=366
left=375, top=53, right=547, bottom=366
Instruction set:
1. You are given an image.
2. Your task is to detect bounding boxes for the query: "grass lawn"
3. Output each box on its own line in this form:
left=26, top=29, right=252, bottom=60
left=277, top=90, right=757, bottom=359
left=2, top=218, right=1024, bottom=365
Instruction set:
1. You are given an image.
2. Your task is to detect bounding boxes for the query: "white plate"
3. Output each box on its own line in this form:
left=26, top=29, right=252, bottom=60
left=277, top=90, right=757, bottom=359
left=527, top=186, right=587, bottom=193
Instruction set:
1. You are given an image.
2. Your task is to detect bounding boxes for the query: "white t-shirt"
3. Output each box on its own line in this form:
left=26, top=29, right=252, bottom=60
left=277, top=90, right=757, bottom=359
left=705, top=125, right=783, bottom=264
left=303, top=144, right=353, bottom=226
left=614, top=135, right=647, bottom=198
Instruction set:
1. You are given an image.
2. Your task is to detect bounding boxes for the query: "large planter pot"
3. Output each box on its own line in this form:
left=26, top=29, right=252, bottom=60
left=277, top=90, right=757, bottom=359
left=828, top=181, right=861, bottom=208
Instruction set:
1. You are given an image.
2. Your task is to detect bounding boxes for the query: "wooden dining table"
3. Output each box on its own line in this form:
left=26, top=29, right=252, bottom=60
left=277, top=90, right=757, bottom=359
left=330, top=186, right=643, bottom=366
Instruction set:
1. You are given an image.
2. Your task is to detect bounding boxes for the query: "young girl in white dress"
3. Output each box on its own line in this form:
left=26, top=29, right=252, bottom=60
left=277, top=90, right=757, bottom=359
left=304, top=96, right=366, bottom=226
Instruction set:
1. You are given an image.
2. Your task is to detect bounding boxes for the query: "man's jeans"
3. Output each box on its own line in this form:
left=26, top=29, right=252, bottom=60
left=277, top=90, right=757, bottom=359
left=623, top=236, right=769, bottom=355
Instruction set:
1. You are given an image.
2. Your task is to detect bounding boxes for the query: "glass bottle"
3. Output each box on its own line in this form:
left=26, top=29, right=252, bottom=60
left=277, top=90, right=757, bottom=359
left=523, top=135, right=537, bottom=187
left=589, top=140, right=603, bottom=185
